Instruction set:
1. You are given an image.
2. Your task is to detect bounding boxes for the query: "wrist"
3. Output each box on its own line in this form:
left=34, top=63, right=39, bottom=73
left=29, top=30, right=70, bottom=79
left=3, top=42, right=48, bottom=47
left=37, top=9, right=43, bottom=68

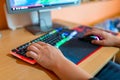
left=114, top=37, right=120, bottom=48
left=52, top=57, right=68, bottom=72
left=52, top=57, right=92, bottom=80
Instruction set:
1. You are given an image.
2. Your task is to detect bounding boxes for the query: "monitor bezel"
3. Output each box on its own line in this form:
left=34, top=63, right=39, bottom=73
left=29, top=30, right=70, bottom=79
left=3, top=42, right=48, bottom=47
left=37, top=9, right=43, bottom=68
left=6, top=0, right=81, bottom=14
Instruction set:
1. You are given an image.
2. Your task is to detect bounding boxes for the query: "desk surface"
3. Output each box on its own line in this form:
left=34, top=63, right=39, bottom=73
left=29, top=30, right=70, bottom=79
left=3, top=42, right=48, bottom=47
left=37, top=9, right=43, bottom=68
left=0, top=21, right=119, bottom=80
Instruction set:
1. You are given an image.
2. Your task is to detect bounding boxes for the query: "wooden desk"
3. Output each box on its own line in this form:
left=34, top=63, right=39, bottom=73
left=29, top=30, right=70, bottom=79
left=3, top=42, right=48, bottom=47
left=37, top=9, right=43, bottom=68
left=0, top=21, right=119, bottom=80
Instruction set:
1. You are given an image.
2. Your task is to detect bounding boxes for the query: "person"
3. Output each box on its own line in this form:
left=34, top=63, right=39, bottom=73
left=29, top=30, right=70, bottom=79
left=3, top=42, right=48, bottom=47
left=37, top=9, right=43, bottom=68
left=26, top=28, right=120, bottom=80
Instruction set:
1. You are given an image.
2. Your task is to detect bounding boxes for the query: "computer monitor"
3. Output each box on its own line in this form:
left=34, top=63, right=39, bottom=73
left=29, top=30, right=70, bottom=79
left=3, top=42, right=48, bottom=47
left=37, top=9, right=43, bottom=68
left=6, top=0, right=81, bottom=35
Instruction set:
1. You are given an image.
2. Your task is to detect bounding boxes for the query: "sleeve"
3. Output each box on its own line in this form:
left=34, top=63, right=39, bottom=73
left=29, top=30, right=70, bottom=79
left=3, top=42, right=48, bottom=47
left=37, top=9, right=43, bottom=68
left=89, top=77, right=100, bottom=80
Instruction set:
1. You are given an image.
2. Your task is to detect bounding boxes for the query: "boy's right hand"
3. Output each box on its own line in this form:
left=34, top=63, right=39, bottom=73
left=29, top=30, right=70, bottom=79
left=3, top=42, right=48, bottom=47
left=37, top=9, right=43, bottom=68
left=84, top=28, right=120, bottom=47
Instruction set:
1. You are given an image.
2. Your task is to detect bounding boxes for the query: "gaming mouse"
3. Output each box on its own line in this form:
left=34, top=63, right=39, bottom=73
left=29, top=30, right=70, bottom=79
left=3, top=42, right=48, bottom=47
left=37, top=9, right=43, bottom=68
left=78, top=35, right=100, bottom=42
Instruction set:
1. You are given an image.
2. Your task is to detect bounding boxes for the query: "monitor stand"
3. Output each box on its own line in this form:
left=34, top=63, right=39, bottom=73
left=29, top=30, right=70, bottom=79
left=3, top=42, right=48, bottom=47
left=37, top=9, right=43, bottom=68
left=25, top=23, right=67, bottom=35
left=25, top=11, right=65, bottom=35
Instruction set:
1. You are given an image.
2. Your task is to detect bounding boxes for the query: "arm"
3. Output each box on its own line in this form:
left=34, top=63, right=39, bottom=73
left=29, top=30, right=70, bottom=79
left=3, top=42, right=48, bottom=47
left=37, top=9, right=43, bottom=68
left=53, top=57, right=92, bottom=80
left=26, top=42, right=92, bottom=80
left=84, top=28, right=120, bottom=48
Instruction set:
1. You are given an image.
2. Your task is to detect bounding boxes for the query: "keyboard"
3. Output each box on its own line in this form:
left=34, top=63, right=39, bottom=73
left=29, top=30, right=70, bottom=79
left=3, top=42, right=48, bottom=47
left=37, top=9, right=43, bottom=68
left=11, top=27, right=78, bottom=64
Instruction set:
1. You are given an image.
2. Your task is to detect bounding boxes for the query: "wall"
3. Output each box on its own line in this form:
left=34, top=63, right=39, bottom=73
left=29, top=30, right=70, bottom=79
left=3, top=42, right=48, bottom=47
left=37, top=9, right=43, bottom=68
left=0, top=0, right=120, bottom=30
left=0, top=0, right=7, bottom=30
left=52, top=0, right=120, bottom=25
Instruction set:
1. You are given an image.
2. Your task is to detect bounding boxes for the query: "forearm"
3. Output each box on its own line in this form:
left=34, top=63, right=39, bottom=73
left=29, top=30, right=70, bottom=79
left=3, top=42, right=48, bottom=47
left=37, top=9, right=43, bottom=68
left=53, top=58, right=92, bottom=80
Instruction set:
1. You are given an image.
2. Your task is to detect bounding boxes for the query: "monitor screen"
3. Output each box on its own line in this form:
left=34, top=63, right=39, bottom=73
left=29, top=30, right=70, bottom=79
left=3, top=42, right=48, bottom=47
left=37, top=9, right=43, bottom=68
left=6, top=0, right=81, bottom=35
left=6, top=0, right=80, bottom=14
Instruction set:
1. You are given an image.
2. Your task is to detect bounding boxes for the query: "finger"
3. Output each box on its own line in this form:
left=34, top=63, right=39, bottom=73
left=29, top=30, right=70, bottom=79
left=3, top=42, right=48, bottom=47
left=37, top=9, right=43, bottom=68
left=84, top=31, right=97, bottom=36
left=84, top=29, right=101, bottom=37
left=91, top=40, right=104, bottom=45
left=31, top=43, right=43, bottom=51
left=27, top=45, right=41, bottom=54
left=37, top=41, right=52, bottom=48
left=37, top=41, right=47, bottom=46
left=26, top=51, right=38, bottom=60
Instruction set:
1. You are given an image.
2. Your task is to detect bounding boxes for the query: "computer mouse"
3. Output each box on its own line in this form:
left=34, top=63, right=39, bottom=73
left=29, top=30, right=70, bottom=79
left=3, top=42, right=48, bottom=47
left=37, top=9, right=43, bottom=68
left=78, top=35, right=100, bottom=42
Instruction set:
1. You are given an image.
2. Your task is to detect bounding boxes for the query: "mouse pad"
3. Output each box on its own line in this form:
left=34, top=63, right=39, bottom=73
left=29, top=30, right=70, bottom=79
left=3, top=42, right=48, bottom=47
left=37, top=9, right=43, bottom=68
left=61, top=25, right=117, bottom=64
left=59, top=37, right=102, bottom=64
